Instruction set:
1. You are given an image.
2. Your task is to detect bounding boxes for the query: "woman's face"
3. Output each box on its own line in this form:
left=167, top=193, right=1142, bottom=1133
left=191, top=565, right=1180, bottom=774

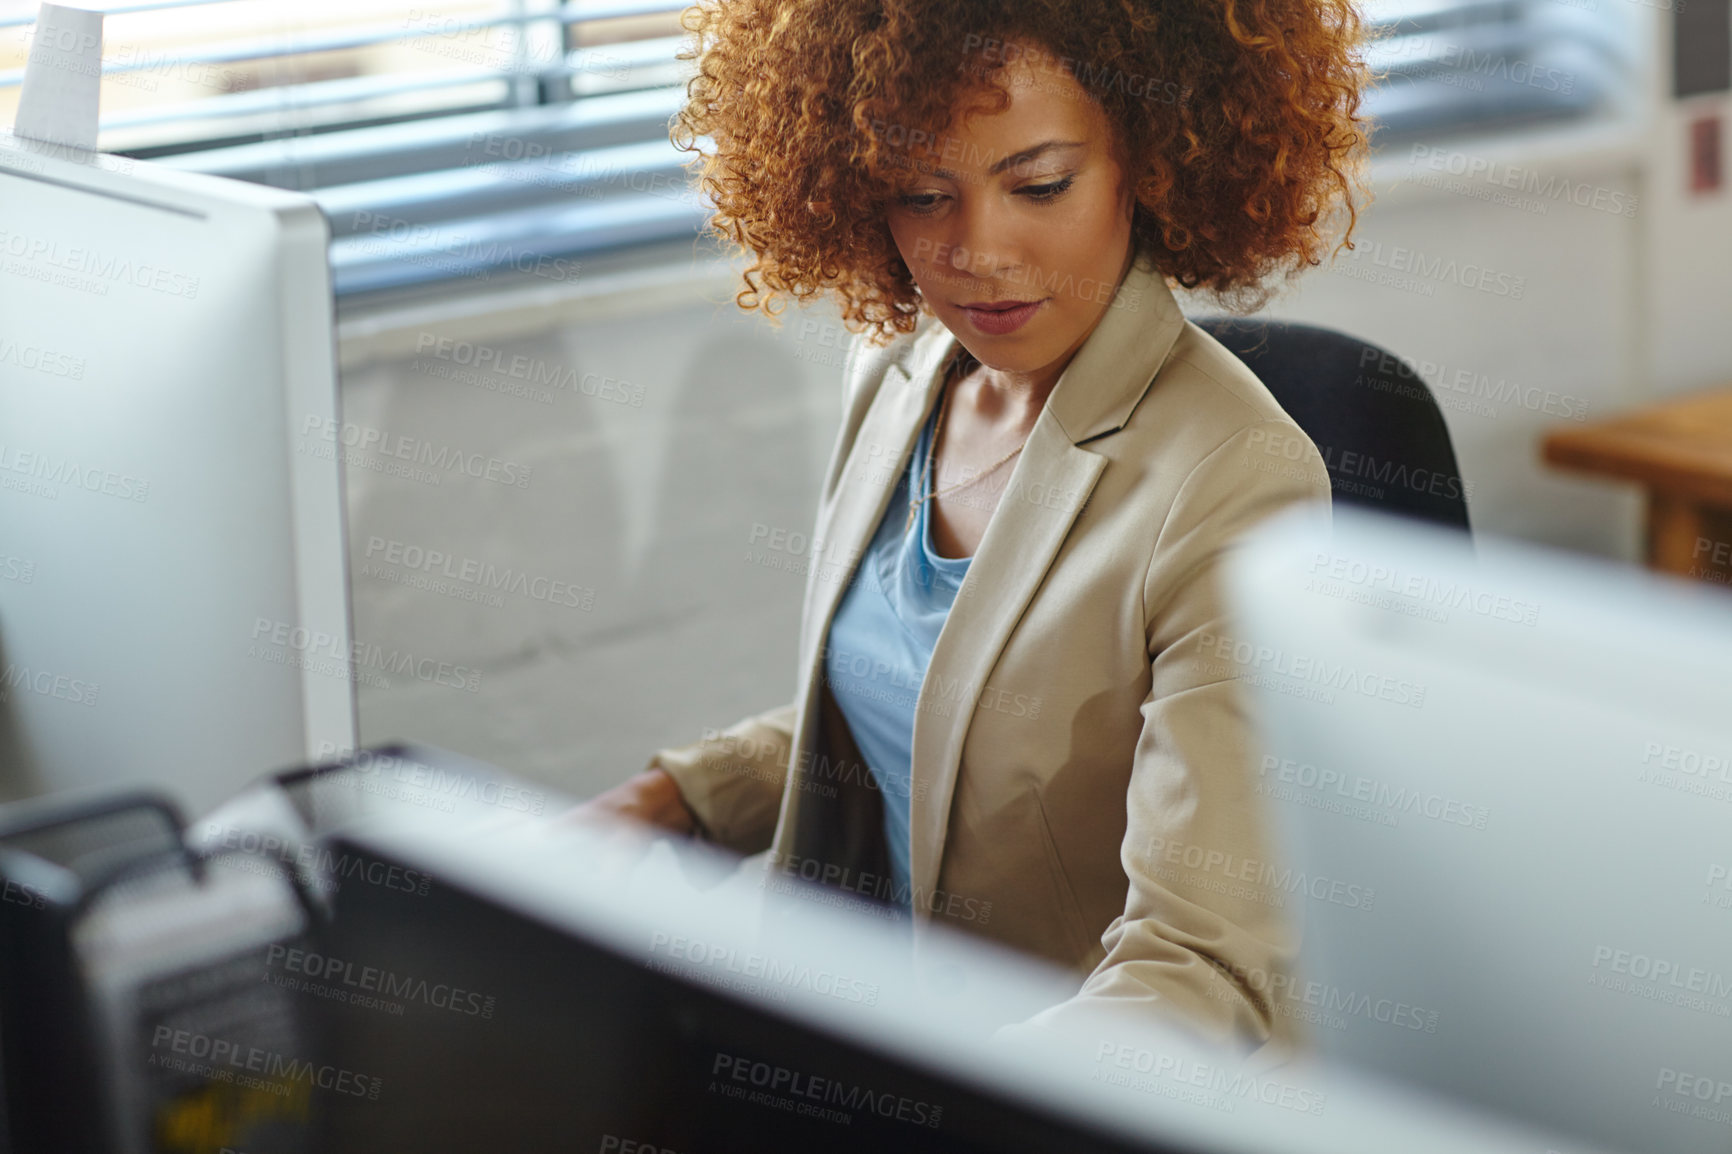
left=884, top=42, right=1137, bottom=382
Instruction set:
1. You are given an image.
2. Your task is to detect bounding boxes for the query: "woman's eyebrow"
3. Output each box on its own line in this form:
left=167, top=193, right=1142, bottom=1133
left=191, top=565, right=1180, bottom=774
left=989, top=139, right=1087, bottom=175
left=927, top=139, right=1087, bottom=181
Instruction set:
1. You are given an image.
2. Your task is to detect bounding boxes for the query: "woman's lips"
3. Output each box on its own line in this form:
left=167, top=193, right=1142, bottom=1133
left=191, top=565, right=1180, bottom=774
left=958, top=299, right=1043, bottom=336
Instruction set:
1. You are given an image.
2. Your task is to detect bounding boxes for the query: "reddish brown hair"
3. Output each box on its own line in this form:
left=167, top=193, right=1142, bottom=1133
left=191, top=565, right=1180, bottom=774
left=672, top=0, right=1371, bottom=343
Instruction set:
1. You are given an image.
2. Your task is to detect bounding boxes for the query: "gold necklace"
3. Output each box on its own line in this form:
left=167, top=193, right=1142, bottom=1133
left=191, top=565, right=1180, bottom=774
left=905, top=364, right=1028, bottom=533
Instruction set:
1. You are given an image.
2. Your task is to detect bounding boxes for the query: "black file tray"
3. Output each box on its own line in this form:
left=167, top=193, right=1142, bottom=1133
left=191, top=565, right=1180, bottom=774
left=0, top=791, right=321, bottom=1154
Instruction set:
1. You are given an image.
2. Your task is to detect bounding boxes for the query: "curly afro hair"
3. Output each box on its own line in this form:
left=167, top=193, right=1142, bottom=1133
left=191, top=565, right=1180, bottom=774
left=672, top=0, right=1371, bottom=344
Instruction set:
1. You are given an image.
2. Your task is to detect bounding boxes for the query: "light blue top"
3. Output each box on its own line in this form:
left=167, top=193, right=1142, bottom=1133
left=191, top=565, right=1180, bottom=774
left=822, top=393, right=971, bottom=910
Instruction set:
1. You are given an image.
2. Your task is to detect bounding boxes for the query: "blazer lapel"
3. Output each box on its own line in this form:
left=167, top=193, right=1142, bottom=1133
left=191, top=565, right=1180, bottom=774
left=800, top=323, right=955, bottom=675
left=774, top=323, right=955, bottom=844
left=907, top=253, right=1190, bottom=925
left=904, top=413, right=1105, bottom=920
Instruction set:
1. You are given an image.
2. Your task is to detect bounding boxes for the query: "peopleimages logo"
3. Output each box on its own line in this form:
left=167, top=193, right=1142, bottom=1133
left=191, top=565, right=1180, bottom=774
left=1195, top=631, right=1428, bottom=709
left=362, top=535, right=596, bottom=611
left=768, top=853, right=994, bottom=923
left=0, top=335, right=85, bottom=379
left=1407, top=144, right=1638, bottom=219
left=198, top=821, right=433, bottom=896
left=958, top=34, right=1191, bottom=108
left=148, top=1027, right=382, bottom=1100
left=1707, top=863, right=1732, bottom=911
left=0, top=226, right=201, bottom=298
left=709, top=1052, right=943, bottom=1129
left=647, top=933, right=880, bottom=1007
left=299, top=416, right=533, bottom=489
left=1092, top=1043, right=1327, bottom=1116
left=346, top=210, right=579, bottom=284
left=1590, top=946, right=1732, bottom=1002
left=0, top=663, right=99, bottom=708
left=1341, top=240, right=1526, bottom=299
left=1209, top=960, right=1441, bottom=1034
left=1641, top=741, right=1732, bottom=783
left=1, top=878, right=46, bottom=910
left=908, top=238, right=1143, bottom=310
left=703, top=728, right=932, bottom=802
left=265, top=944, right=497, bottom=1018
left=1306, top=549, right=1540, bottom=626
left=1141, top=834, right=1376, bottom=912
left=1637, top=740, right=1732, bottom=805
left=1435, top=46, right=1575, bottom=94
left=1257, top=755, right=1491, bottom=830
left=248, top=617, right=482, bottom=693
left=412, top=332, right=645, bottom=406
left=1654, top=1066, right=1732, bottom=1127
left=0, top=442, right=150, bottom=503
left=335, top=746, right=548, bottom=814
left=1355, top=345, right=1592, bottom=423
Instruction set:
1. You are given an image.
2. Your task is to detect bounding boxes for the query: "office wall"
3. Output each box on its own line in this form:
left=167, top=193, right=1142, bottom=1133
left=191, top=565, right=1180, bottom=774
left=1644, top=94, right=1732, bottom=399
left=336, top=260, right=854, bottom=794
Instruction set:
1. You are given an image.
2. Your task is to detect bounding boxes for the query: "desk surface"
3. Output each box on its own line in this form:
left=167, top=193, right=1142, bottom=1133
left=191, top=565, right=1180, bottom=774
left=1542, top=387, right=1732, bottom=507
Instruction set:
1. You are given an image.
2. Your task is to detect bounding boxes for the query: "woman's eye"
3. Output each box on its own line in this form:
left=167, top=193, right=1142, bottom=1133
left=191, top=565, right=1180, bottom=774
left=1020, top=175, right=1076, bottom=201
left=897, top=192, right=946, bottom=214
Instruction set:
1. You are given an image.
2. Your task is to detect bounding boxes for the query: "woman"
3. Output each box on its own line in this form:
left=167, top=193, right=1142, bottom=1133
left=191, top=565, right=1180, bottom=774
left=583, top=0, right=1367, bottom=1054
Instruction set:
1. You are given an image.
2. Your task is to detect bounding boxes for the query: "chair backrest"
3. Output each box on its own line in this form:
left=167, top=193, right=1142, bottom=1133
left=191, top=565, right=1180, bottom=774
left=1194, top=318, right=1472, bottom=534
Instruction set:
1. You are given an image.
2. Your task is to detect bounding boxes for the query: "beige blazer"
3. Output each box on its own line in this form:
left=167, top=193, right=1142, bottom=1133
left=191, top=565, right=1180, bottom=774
left=649, top=247, right=1332, bottom=1053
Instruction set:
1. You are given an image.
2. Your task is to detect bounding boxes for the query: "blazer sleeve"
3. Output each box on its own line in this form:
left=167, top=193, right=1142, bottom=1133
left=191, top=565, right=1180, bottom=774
left=1021, top=417, right=1331, bottom=1056
left=645, top=702, right=797, bottom=854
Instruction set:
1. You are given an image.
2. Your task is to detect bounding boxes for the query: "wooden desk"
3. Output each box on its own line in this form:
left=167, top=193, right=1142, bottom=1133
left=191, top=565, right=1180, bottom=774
left=1542, top=389, right=1732, bottom=582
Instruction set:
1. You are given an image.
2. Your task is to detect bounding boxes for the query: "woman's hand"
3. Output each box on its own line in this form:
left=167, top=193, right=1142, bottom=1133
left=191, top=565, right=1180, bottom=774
left=565, top=767, right=698, bottom=837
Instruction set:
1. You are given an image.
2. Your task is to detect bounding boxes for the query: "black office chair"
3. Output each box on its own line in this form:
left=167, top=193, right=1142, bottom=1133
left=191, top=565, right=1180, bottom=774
left=1194, top=318, right=1473, bottom=535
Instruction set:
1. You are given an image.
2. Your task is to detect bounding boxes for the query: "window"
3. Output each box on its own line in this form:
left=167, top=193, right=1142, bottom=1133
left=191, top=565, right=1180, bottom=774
left=2, top=0, right=1639, bottom=300
left=1360, top=0, right=1641, bottom=143
left=0, top=0, right=701, bottom=301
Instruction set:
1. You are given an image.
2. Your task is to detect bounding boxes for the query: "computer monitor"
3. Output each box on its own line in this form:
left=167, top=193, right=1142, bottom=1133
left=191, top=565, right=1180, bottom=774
left=1226, top=503, right=1732, bottom=1154
left=301, top=773, right=1612, bottom=1154
left=0, top=129, right=354, bottom=811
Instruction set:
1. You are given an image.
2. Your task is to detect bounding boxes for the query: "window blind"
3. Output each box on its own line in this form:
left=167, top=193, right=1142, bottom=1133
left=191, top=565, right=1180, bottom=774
left=0, top=0, right=700, bottom=300
left=1360, top=0, right=1638, bottom=142
left=1, top=0, right=1639, bottom=300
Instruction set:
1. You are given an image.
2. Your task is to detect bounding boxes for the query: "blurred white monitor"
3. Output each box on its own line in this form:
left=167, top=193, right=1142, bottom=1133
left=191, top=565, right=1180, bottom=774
left=305, top=771, right=1618, bottom=1154
left=1227, top=504, right=1732, bottom=1154
left=0, top=130, right=354, bottom=812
